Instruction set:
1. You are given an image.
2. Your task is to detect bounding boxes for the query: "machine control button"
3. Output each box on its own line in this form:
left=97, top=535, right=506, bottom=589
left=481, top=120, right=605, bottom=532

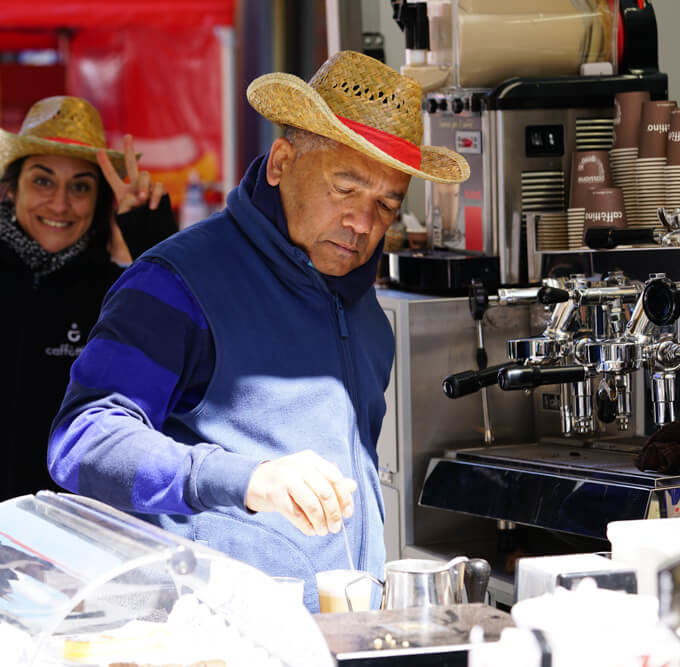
left=452, top=97, right=464, bottom=114
left=525, top=124, right=564, bottom=157
left=426, top=97, right=439, bottom=114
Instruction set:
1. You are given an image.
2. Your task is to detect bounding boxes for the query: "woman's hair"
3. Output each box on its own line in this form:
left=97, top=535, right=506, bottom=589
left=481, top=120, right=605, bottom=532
left=0, top=157, right=114, bottom=248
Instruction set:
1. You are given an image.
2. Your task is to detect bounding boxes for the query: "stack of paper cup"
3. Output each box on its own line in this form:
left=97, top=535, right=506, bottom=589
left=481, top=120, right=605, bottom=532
left=536, top=211, right=568, bottom=250
left=635, top=100, right=676, bottom=228
left=609, top=91, right=649, bottom=225
left=568, top=150, right=611, bottom=248
left=583, top=186, right=627, bottom=247
left=568, top=207, right=586, bottom=248
left=575, top=117, right=613, bottom=151
left=665, top=109, right=680, bottom=210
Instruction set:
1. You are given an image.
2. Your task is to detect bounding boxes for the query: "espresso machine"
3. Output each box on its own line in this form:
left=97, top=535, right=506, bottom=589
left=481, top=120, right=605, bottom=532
left=423, top=270, right=680, bottom=536
left=376, top=0, right=679, bottom=609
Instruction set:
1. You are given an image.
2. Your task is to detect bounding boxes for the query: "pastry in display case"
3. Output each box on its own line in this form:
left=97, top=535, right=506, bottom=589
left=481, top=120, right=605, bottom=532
left=0, top=491, right=333, bottom=667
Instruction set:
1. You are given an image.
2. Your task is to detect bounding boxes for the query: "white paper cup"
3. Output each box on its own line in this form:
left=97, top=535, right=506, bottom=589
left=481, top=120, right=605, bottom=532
left=316, top=569, right=373, bottom=613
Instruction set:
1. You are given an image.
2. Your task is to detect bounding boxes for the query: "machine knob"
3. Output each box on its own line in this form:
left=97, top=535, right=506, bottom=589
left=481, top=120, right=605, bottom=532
left=427, top=97, right=439, bottom=114
left=464, top=558, right=491, bottom=604
left=451, top=97, right=464, bottom=114
left=643, top=277, right=680, bottom=326
left=438, top=98, right=448, bottom=111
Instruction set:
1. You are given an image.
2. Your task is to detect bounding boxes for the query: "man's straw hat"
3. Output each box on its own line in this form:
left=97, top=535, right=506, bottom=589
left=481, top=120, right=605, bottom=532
left=247, top=50, right=469, bottom=185
left=0, top=96, right=127, bottom=177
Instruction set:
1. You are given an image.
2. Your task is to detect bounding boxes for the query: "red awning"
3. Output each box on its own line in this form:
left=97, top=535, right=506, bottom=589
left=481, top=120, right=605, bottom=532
left=0, top=1, right=234, bottom=30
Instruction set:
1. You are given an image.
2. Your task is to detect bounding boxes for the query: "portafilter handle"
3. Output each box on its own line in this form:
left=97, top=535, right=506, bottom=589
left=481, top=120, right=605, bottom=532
left=464, top=558, right=491, bottom=604
left=498, top=365, right=586, bottom=390
left=537, top=286, right=570, bottom=305
left=443, top=362, right=519, bottom=399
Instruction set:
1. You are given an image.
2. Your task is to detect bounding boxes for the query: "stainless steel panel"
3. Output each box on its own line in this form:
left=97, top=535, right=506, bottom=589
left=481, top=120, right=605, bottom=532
left=377, top=308, right=398, bottom=475
left=377, top=289, right=534, bottom=551
left=381, top=484, right=401, bottom=563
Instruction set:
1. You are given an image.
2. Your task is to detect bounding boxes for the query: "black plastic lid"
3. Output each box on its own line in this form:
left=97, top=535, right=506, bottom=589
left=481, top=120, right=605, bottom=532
left=482, top=72, right=668, bottom=111
left=396, top=1, right=429, bottom=50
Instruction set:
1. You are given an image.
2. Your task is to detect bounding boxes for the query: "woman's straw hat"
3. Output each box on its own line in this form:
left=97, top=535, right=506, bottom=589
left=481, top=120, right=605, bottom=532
left=247, top=50, right=470, bottom=185
left=0, top=96, right=127, bottom=177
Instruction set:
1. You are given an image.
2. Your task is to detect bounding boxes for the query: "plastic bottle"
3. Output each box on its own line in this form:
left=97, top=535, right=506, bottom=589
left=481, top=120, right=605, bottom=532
left=180, top=171, right=208, bottom=229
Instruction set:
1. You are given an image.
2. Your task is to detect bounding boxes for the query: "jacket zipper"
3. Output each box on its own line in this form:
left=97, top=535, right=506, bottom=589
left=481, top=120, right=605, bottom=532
left=333, top=292, right=368, bottom=572
left=305, top=265, right=369, bottom=572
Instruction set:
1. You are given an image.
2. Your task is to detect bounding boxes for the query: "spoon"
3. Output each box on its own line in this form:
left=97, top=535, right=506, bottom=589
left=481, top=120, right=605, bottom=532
left=341, top=521, right=355, bottom=571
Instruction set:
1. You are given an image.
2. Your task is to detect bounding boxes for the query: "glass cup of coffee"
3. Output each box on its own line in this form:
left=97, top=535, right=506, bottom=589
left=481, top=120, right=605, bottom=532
left=315, top=569, right=374, bottom=613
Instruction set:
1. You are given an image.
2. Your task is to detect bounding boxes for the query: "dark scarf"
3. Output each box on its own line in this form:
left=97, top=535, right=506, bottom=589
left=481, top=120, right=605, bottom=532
left=244, top=153, right=384, bottom=304
left=0, top=201, right=94, bottom=282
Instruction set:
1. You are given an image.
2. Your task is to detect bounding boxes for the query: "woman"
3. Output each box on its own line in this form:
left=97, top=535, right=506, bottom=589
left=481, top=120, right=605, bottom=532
left=0, top=96, right=177, bottom=501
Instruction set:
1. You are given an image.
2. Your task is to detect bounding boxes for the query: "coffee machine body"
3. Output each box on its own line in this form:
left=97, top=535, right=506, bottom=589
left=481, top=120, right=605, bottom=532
left=420, top=73, right=668, bottom=288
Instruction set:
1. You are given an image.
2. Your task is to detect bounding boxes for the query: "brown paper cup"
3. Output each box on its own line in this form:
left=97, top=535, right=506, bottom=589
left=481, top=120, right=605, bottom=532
left=666, top=110, right=680, bottom=166
left=613, top=90, right=650, bottom=149
left=583, top=186, right=627, bottom=241
left=569, top=150, right=612, bottom=209
left=638, top=100, right=677, bottom=158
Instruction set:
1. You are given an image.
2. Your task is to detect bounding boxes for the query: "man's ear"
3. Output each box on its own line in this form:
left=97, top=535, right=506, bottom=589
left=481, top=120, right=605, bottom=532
left=266, top=137, right=296, bottom=187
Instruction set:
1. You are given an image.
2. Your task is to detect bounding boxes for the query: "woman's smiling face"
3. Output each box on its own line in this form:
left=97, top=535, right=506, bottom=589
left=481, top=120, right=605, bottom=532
left=13, top=154, right=100, bottom=253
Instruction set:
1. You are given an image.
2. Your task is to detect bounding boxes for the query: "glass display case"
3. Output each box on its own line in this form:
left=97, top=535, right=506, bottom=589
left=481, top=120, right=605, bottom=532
left=0, top=491, right=333, bottom=666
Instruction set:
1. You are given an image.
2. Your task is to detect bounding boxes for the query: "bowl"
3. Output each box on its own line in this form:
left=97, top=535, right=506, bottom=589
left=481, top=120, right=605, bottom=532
left=407, top=231, right=428, bottom=250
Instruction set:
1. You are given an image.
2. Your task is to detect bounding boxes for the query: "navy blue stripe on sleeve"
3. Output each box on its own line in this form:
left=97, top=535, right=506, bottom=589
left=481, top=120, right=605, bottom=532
left=70, top=338, right=180, bottom=429
left=87, top=258, right=214, bottom=416
left=48, top=258, right=218, bottom=515
left=106, top=257, right=209, bottom=329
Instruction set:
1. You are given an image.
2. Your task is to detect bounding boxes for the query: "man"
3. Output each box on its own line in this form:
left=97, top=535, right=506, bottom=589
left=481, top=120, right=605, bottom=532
left=47, top=50, right=469, bottom=611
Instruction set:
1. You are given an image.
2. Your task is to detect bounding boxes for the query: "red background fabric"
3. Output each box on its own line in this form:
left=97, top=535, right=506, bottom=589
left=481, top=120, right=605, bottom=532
left=0, top=1, right=235, bottom=204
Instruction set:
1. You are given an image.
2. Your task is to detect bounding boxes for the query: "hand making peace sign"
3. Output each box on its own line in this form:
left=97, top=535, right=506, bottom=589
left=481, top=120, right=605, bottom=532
left=96, top=134, right=165, bottom=215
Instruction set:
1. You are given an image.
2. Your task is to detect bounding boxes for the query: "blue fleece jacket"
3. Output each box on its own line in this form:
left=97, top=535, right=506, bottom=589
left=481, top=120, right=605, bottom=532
left=48, top=155, right=394, bottom=611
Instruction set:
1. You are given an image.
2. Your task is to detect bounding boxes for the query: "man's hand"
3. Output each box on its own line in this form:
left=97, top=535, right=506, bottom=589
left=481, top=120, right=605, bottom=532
left=97, top=134, right=165, bottom=215
left=245, top=450, right=357, bottom=536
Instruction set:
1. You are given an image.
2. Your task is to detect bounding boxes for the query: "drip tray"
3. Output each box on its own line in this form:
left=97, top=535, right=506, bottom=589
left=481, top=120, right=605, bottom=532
left=454, top=440, right=666, bottom=487
left=420, top=440, right=680, bottom=539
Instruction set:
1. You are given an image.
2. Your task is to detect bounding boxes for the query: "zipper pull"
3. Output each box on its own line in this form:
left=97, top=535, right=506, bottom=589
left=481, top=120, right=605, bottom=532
left=334, top=293, right=349, bottom=339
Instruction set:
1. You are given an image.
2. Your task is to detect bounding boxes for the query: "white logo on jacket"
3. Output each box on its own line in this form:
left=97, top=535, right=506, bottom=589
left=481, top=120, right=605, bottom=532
left=44, top=323, right=84, bottom=358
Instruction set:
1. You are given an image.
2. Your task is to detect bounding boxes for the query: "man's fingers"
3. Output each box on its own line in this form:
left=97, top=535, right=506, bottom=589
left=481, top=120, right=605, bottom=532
left=245, top=453, right=359, bottom=537
left=288, top=477, right=329, bottom=536
left=304, top=475, right=344, bottom=534
left=96, top=150, right=123, bottom=197
left=312, top=455, right=357, bottom=519
left=285, top=496, right=316, bottom=537
left=333, top=477, right=357, bottom=519
left=123, top=134, right=139, bottom=183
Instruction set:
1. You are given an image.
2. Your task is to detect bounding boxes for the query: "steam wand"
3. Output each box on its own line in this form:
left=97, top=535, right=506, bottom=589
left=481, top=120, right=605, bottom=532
left=469, top=281, right=494, bottom=445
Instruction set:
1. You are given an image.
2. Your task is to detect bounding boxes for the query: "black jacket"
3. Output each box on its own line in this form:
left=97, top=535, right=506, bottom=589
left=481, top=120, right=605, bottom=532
left=0, top=196, right=176, bottom=501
